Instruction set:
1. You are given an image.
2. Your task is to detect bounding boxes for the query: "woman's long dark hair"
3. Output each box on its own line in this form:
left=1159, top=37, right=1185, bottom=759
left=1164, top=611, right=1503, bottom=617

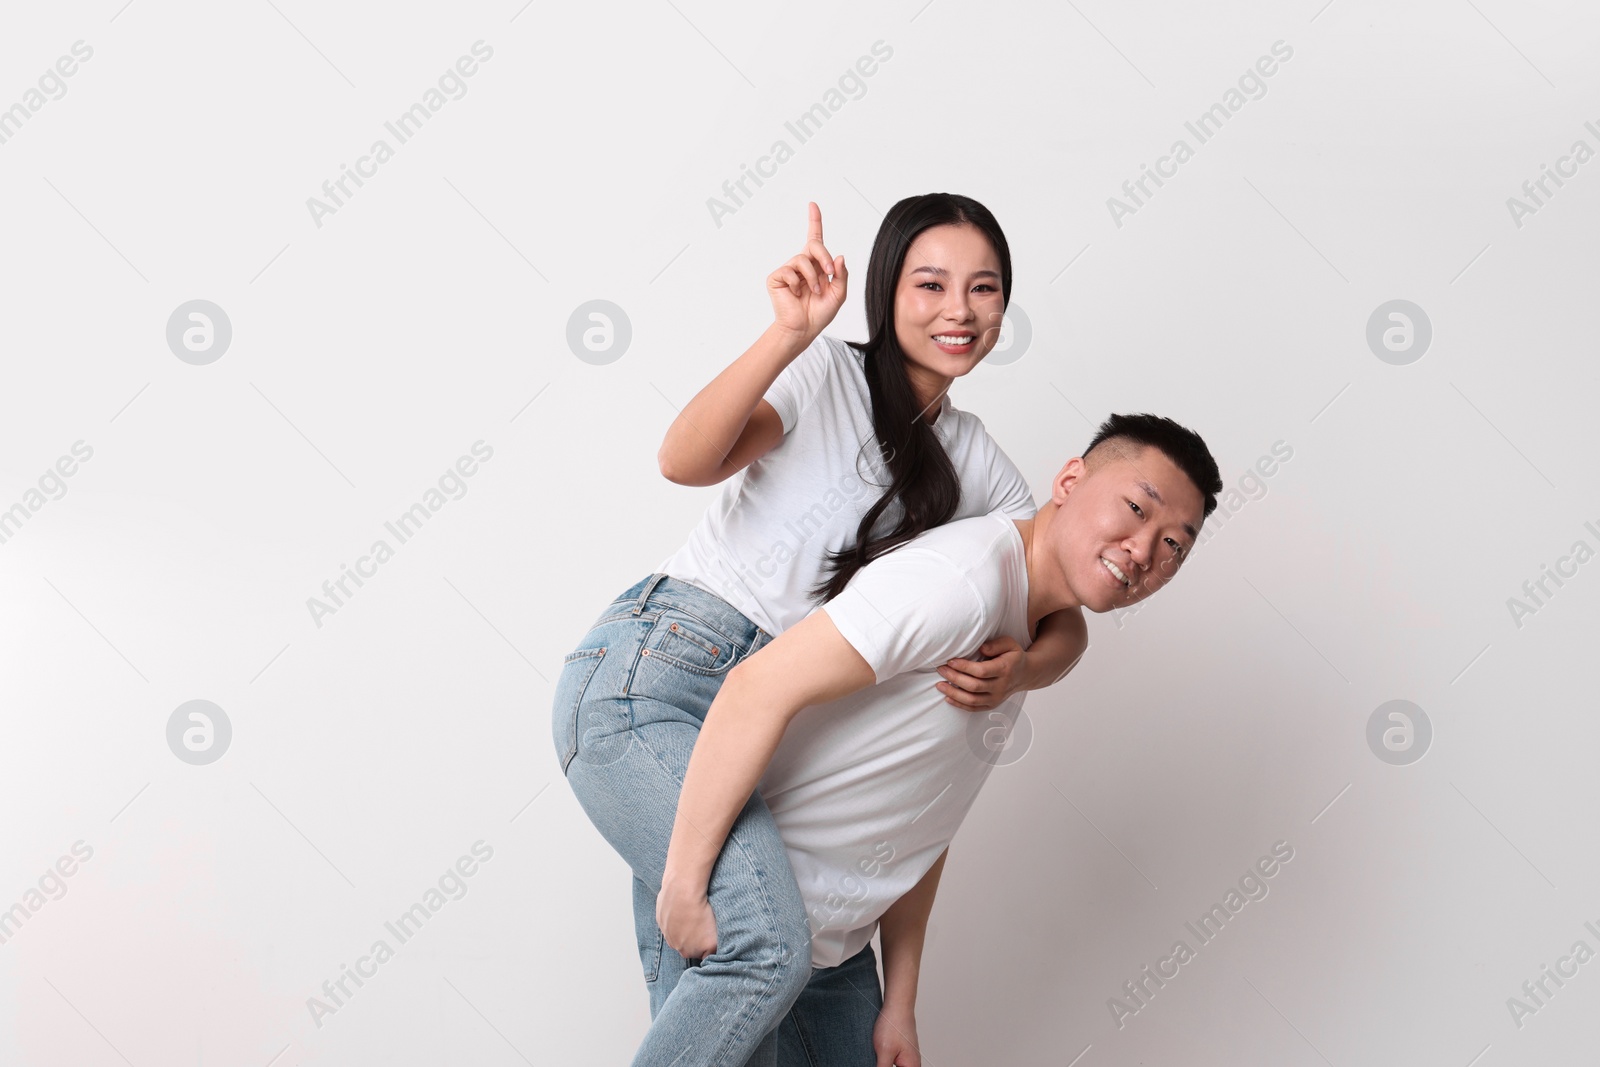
left=811, top=192, right=1013, bottom=603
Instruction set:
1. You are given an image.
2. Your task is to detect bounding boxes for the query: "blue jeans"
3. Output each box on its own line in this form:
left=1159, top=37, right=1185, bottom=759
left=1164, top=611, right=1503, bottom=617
left=649, top=940, right=883, bottom=1065
left=553, top=574, right=813, bottom=1067
left=763, top=943, right=883, bottom=1066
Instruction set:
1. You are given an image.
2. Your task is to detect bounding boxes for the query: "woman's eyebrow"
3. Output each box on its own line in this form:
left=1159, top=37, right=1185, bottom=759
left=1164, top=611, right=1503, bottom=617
left=909, top=265, right=1001, bottom=280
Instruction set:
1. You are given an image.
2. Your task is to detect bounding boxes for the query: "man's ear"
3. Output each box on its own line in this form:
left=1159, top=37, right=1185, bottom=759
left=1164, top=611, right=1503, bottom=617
left=1051, top=456, right=1087, bottom=505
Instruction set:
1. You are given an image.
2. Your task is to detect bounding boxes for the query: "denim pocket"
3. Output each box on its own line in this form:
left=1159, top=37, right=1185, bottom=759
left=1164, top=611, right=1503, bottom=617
left=552, top=646, right=607, bottom=775
left=641, top=610, right=739, bottom=676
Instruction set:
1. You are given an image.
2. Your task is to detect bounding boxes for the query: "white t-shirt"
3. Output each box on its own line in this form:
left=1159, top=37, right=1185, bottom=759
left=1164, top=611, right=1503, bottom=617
left=756, top=512, right=1032, bottom=968
left=658, top=334, right=1037, bottom=636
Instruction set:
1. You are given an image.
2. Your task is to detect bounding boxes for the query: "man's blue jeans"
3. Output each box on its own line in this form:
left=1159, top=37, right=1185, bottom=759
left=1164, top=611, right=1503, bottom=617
left=747, top=944, right=886, bottom=1066
left=554, top=574, right=815, bottom=1067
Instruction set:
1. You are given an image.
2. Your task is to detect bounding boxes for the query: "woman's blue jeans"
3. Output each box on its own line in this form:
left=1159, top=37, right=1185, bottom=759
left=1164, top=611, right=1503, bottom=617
left=553, top=574, right=815, bottom=1067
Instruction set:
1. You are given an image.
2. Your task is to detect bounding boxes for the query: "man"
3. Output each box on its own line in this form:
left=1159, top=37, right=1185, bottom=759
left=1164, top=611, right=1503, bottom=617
left=657, top=412, right=1222, bottom=1065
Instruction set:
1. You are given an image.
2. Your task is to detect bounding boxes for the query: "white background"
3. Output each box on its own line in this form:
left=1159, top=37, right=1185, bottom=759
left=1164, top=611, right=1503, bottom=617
left=2, top=0, right=1598, bottom=1064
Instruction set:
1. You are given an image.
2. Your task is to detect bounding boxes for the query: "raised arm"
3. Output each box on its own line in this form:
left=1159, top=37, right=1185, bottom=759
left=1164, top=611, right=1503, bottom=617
left=657, top=202, right=850, bottom=486
left=872, top=848, right=948, bottom=1067
left=656, top=607, right=876, bottom=957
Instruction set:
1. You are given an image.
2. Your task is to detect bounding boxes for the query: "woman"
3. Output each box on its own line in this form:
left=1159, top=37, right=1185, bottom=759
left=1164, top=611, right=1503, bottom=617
left=553, top=194, right=1085, bottom=1066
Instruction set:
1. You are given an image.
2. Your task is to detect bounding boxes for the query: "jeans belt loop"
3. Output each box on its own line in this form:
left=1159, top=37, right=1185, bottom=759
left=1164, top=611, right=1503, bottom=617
left=634, top=572, right=668, bottom=615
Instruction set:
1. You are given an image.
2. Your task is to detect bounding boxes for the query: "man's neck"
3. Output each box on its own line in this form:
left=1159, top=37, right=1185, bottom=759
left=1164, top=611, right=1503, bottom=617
left=1013, top=514, right=1080, bottom=626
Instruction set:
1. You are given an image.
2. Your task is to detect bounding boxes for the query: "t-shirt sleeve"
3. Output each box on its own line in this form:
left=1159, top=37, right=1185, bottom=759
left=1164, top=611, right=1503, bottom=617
left=822, top=548, right=993, bottom=685
left=763, top=334, right=836, bottom=435
left=982, top=430, right=1037, bottom=519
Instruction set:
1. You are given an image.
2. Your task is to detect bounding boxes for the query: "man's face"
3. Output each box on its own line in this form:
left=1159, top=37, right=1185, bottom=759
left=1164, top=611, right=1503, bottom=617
left=1047, top=446, right=1205, bottom=613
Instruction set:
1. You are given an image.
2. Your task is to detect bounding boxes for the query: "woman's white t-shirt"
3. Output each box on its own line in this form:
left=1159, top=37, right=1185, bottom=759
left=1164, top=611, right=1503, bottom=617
left=658, top=334, right=1037, bottom=635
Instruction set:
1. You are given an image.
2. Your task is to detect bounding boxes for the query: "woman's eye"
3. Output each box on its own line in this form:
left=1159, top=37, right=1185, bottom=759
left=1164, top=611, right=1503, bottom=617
left=1127, top=500, right=1142, bottom=516
left=918, top=282, right=942, bottom=291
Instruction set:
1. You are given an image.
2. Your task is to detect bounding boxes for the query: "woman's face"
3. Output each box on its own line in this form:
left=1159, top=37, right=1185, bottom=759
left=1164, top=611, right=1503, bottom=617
left=891, top=223, right=1007, bottom=386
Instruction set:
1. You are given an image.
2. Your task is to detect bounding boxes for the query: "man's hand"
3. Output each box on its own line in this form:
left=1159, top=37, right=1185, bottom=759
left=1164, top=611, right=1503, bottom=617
left=656, top=882, right=718, bottom=961
left=873, top=1003, right=922, bottom=1067
left=935, top=635, right=1029, bottom=710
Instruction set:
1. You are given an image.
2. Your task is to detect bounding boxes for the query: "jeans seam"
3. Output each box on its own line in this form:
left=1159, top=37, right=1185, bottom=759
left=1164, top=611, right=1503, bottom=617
left=641, top=915, right=664, bottom=982
left=737, top=631, right=771, bottom=664
left=594, top=608, right=656, bottom=628
left=790, top=1001, right=820, bottom=1066
left=619, top=623, right=653, bottom=697
left=556, top=648, right=607, bottom=776
left=641, top=650, right=739, bottom=677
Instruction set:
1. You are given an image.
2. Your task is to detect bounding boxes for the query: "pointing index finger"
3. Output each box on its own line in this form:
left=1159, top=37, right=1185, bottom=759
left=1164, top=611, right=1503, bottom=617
left=807, top=201, right=824, bottom=246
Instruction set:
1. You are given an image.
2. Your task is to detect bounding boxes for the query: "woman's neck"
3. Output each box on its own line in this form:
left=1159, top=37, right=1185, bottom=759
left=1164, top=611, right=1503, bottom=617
left=904, top=363, right=952, bottom=425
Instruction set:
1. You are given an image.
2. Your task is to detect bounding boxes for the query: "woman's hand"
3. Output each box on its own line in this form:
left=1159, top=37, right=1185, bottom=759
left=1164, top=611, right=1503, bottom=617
left=656, top=881, right=718, bottom=961
left=872, top=1003, right=922, bottom=1067
left=935, top=636, right=1030, bottom=710
left=768, top=201, right=848, bottom=342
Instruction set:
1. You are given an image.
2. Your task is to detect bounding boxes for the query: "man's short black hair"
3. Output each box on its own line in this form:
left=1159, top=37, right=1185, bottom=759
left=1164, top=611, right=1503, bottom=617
left=1082, top=413, right=1224, bottom=522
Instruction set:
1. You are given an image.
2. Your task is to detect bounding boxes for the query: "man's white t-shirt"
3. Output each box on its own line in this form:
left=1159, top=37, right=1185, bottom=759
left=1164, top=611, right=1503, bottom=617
left=658, top=334, right=1037, bottom=636
left=756, top=512, right=1032, bottom=968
